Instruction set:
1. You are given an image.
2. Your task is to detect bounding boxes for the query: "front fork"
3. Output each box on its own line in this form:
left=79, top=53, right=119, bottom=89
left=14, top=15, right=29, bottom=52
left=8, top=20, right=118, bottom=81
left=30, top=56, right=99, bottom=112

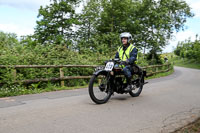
left=106, top=72, right=116, bottom=94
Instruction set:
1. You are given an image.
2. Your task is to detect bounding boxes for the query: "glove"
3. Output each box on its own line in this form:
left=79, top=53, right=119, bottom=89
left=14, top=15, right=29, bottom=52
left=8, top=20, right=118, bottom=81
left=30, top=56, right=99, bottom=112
left=122, top=60, right=129, bottom=65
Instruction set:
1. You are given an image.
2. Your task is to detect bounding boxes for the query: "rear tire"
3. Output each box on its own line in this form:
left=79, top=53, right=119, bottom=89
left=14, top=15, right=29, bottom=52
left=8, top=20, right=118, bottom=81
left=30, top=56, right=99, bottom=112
left=129, top=73, right=144, bottom=97
left=89, top=71, right=112, bottom=104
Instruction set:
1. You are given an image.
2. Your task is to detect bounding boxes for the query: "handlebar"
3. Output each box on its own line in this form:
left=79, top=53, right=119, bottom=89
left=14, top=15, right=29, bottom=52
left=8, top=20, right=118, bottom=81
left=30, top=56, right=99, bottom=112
left=105, top=59, right=127, bottom=65
left=105, top=59, right=139, bottom=66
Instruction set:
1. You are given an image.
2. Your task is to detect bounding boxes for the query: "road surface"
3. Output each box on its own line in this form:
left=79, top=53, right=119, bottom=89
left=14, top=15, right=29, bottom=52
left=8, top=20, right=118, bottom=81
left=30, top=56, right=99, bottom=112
left=0, top=66, right=200, bottom=133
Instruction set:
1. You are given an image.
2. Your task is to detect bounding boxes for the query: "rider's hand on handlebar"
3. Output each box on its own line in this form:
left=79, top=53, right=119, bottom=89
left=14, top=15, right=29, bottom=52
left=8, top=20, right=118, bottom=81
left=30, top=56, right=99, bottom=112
left=121, top=60, right=129, bottom=65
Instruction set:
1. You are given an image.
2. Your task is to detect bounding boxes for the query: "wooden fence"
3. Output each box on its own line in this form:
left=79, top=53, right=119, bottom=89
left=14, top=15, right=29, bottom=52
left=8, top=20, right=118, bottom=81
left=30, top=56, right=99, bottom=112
left=0, top=63, right=172, bottom=86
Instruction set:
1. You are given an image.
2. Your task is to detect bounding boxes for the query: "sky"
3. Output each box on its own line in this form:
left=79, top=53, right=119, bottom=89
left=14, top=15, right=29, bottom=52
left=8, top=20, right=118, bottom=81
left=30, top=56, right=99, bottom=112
left=0, top=0, right=200, bottom=53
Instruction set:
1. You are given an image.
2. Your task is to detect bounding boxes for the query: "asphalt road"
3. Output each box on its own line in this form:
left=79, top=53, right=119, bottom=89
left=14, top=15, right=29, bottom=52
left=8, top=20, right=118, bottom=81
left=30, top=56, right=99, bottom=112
left=0, top=66, right=200, bottom=133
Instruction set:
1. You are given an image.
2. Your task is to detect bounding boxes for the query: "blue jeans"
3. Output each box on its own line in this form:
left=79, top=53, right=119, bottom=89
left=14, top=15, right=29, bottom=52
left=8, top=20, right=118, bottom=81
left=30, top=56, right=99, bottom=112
left=123, top=66, right=132, bottom=78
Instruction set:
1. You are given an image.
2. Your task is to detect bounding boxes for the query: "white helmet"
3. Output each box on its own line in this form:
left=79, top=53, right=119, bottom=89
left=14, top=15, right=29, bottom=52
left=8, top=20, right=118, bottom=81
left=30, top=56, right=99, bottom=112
left=120, top=32, right=132, bottom=43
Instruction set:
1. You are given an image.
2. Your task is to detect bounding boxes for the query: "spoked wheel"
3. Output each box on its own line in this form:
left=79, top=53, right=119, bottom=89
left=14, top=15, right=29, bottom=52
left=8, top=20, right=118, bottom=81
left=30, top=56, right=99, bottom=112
left=129, top=73, right=144, bottom=97
left=89, top=71, right=112, bottom=104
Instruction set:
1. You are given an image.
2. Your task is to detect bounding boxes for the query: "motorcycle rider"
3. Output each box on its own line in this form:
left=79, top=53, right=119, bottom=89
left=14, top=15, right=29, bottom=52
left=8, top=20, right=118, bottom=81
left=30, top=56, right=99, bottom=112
left=115, top=32, right=138, bottom=92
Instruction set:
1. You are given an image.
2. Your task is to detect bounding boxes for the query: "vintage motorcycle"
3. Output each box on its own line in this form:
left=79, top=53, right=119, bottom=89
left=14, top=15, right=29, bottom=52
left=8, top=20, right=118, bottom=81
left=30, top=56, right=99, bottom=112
left=88, top=58, right=148, bottom=104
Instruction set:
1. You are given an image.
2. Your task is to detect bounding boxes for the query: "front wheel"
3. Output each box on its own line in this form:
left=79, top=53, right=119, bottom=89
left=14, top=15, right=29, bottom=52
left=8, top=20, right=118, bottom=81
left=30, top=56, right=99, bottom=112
left=129, top=73, right=144, bottom=97
left=89, top=71, right=112, bottom=104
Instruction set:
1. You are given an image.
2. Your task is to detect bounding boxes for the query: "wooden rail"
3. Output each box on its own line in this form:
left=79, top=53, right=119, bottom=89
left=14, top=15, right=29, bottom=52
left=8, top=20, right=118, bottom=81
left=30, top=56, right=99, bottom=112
left=0, top=64, right=172, bottom=86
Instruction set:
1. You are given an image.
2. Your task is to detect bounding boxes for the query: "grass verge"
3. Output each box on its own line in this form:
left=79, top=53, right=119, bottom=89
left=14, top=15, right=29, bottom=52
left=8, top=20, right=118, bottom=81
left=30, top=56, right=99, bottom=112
left=173, top=58, right=200, bottom=69
left=0, top=84, right=89, bottom=98
left=145, top=67, right=174, bottom=80
left=173, top=118, right=200, bottom=133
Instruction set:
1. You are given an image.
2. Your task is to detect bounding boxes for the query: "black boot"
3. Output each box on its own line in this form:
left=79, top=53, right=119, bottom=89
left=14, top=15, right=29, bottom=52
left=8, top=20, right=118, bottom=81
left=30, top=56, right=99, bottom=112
left=124, top=77, right=132, bottom=92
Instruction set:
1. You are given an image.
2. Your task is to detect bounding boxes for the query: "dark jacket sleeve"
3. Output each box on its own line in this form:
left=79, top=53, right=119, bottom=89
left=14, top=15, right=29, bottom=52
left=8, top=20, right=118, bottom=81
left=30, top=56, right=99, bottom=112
left=115, top=52, right=119, bottom=59
left=128, top=47, right=137, bottom=64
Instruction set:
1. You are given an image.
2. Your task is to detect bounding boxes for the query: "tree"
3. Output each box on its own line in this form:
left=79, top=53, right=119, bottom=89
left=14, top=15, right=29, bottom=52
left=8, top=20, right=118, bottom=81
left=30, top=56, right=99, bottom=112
left=75, top=0, right=101, bottom=53
left=174, top=36, right=200, bottom=63
left=133, top=0, right=193, bottom=63
left=34, top=0, right=79, bottom=46
left=0, top=31, right=19, bottom=48
left=92, top=0, right=193, bottom=56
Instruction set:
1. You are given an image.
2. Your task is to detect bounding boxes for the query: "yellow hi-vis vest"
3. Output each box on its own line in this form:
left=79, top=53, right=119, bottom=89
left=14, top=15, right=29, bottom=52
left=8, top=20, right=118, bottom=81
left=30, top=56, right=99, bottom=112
left=118, top=44, right=137, bottom=64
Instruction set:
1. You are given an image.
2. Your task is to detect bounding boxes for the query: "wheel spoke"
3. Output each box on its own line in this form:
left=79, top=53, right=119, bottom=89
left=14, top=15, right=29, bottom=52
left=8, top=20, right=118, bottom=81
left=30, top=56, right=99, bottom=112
left=93, top=75, right=109, bottom=100
left=129, top=74, right=143, bottom=97
left=89, top=72, right=112, bottom=104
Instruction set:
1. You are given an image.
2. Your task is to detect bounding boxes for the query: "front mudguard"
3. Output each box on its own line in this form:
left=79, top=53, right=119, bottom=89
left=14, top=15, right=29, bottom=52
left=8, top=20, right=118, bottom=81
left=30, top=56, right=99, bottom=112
left=92, top=70, right=114, bottom=94
left=93, top=69, right=109, bottom=76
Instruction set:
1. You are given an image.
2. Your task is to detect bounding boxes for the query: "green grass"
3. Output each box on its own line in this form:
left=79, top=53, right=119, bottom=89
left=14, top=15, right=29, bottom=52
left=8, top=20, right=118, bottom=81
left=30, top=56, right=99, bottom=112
left=173, top=58, right=200, bottom=69
left=0, top=84, right=90, bottom=98
left=146, top=67, right=174, bottom=80
left=173, top=118, right=200, bottom=133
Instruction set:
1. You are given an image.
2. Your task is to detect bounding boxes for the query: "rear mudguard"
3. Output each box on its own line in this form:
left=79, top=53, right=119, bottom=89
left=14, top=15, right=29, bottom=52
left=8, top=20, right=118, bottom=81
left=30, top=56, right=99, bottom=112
left=142, top=70, right=148, bottom=84
left=143, top=70, right=147, bottom=77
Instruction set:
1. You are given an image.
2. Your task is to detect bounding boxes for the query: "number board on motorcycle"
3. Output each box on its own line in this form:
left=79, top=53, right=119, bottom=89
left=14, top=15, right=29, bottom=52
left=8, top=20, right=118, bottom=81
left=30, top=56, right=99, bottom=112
left=105, top=62, right=114, bottom=71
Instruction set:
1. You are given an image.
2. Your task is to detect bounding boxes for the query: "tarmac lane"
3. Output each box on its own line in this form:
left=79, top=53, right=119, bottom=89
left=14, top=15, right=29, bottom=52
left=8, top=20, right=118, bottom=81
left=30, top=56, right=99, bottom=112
left=0, top=66, right=200, bottom=133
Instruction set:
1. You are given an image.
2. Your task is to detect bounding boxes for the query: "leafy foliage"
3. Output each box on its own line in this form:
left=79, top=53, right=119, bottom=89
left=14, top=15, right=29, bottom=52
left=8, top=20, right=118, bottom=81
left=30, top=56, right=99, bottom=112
left=174, top=36, right=200, bottom=63
left=34, top=0, right=193, bottom=57
left=0, top=31, right=19, bottom=47
left=0, top=32, right=110, bottom=89
left=34, top=0, right=79, bottom=46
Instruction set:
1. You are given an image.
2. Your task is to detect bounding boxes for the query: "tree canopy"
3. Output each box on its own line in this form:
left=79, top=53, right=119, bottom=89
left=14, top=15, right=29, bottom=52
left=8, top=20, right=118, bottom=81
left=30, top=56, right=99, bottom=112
left=33, top=0, right=193, bottom=56
left=34, top=0, right=80, bottom=47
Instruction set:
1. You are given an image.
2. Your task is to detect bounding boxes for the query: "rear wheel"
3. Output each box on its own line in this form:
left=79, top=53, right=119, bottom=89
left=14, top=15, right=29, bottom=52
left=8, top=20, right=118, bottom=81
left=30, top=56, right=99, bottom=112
left=89, top=71, right=112, bottom=104
left=129, top=73, right=144, bottom=97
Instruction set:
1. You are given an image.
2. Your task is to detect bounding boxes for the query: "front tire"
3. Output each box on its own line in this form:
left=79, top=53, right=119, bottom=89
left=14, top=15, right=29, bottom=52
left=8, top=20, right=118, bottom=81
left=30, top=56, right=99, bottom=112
left=89, top=71, right=112, bottom=104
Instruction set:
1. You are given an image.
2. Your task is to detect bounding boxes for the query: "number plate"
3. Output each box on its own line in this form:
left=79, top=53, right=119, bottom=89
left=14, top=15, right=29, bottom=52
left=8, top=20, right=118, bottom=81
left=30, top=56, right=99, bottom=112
left=105, top=62, right=114, bottom=71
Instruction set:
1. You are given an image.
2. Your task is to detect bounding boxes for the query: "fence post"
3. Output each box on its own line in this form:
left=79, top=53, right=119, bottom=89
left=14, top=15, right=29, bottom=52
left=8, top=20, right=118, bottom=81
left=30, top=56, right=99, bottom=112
left=156, top=66, right=158, bottom=74
left=59, top=68, right=64, bottom=87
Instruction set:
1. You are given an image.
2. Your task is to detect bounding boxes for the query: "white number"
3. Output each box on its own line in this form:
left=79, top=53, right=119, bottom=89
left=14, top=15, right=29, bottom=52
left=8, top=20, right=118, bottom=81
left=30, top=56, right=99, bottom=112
left=105, top=62, right=114, bottom=71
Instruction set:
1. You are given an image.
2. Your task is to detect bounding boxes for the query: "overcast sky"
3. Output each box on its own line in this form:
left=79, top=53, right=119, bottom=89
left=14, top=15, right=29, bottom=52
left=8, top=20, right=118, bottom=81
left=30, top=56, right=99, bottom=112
left=0, top=0, right=200, bottom=53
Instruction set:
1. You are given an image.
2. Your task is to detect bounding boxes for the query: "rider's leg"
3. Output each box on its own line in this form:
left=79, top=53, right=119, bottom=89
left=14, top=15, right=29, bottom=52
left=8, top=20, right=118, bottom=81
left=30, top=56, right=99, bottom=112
left=123, top=66, right=132, bottom=92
